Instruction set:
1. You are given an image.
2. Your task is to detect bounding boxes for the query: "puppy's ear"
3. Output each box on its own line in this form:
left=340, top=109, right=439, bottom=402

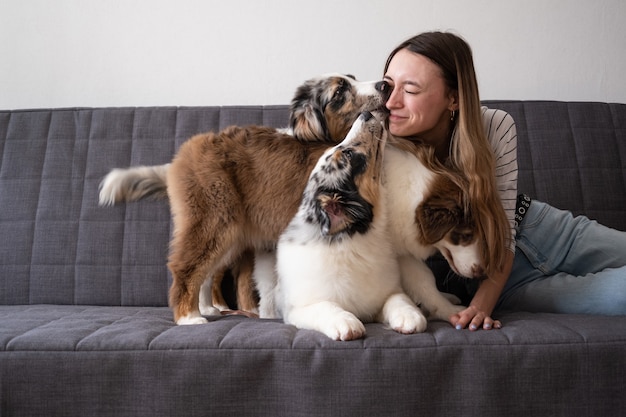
left=317, top=193, right=351, bottom=236
left=416, top=197, right=460, bottom=244
left=290, top=103, right=329, bottom=142
left=317, top=192, right=374, bottom=237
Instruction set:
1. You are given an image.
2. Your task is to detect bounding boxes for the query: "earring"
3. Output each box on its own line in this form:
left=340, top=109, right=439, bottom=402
left=450, top=110, right=456, bottom=121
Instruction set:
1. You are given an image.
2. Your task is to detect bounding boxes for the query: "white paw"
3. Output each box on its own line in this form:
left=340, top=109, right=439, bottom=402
left=387, top=306, right=428, bottom=334
left=199, top=305, right=221, bottom=317
left=176, top=315, right=209, bottom=325
left=321, top=311, right=366, bottom=341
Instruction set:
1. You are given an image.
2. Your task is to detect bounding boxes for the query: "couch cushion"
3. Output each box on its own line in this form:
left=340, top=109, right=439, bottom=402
left=1, top=306, right=626, bottom=417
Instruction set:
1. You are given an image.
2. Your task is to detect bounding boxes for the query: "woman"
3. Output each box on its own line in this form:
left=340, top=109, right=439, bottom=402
left=383, top=31, right=626, bottom=330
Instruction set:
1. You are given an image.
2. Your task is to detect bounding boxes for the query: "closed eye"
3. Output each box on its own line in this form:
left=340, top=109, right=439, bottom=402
left=451, top=230, right=474, bottom=245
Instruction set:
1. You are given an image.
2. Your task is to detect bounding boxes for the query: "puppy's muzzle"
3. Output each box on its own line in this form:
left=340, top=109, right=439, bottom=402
left=375, top=81, right=392, bottom=102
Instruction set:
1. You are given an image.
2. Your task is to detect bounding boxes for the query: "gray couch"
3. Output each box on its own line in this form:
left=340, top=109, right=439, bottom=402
left=1, top=101, right=625, bottom=417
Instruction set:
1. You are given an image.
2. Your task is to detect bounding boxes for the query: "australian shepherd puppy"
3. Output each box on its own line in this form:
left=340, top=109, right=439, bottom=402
left=274, top=111, right=426, bottom=341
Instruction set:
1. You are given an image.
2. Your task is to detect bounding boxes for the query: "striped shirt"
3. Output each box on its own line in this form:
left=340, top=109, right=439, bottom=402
left=482, top=107, right=518, bottom=251
left=452, top=107, right=518, bottom=252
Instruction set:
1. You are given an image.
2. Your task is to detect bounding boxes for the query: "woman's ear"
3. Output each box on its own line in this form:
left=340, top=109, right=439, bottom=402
left=448, top=90, right=459, bottom=112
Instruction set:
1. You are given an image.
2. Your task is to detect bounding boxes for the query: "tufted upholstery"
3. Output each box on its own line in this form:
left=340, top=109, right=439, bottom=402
left=486, top=101, right=626, bottom=231
left=0, top=106, right=289, bottom=306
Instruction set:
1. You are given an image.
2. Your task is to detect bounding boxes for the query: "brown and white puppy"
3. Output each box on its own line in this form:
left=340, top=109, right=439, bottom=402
left=99, top=74, right=390, bottom=324
left=272, top=111, right=426, bottom=340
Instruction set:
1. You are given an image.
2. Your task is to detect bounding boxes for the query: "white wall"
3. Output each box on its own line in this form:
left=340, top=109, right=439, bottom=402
left=1, top=0, right=625, bottom=109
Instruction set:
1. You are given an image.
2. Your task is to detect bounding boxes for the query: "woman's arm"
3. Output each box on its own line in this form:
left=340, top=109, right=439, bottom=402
left=450, top=249, right=514, bottom=330
left=449, top=108, right=519, bottom=330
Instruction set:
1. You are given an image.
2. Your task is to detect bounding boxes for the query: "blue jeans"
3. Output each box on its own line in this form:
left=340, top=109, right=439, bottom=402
left=496, top=200, right=626, bottom=315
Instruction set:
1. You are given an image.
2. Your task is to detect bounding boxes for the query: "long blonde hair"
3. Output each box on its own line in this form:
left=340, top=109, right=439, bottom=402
left=384, top=31, right=510, bottom=276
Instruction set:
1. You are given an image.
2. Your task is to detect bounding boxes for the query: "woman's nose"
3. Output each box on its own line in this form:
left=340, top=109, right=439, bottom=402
left=386, top=86, right=401, bottom=110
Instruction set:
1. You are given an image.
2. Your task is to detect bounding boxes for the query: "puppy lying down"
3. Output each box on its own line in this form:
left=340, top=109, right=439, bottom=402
left=259, top=112, right=424, bottom=340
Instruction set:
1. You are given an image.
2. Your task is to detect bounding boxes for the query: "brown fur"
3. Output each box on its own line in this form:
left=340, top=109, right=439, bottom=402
left=416, top=178, right=470, bottom=245
left=211, top=249, right=258, bottom=313
left=168, top=111, right=393, bottom=322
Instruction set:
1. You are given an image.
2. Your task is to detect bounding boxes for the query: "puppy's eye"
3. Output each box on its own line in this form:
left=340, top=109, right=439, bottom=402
left=332, top=80, right=347, bottom=101
left=452, top=231, right=473, bottom=244
left=343, top=149, right=353, bottom=160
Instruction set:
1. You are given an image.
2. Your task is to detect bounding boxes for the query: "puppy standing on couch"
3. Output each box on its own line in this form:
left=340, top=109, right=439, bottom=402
left=274, top=111, right=427, bottom=341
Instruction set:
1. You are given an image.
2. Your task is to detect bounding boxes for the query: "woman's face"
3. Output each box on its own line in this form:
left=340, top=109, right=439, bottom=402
left=384, top=49, right=458, bottom=147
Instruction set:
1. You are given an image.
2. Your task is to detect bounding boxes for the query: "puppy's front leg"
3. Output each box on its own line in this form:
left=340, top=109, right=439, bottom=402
left=399, top=255, right=464, bottom=323
left=199, top=278, right=222, bottom=316
left=379, top=292, right=427, bottom=334
left=252, top=250, right=280, bottom=319
left=285, top=301, right=366, bottom=341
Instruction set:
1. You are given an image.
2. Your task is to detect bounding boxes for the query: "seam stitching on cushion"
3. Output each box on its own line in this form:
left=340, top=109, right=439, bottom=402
left=5, top=306, right=92, bottom=350
left=120, top=109, right=138, bottom=306
left=567, top=103, right=585, bottom=214
left=70, top=308, right=124, bottom=351
left=519, top=102, right=537, bottom=197
left=71, top=109, right=90, bottom=305
left=609, top=104, right=626, bottom=197
left=29, top=111, right=53, bottom=304
left=74, top=109, right=94, bottom=305
left=75, top=308, right=146, bottom=350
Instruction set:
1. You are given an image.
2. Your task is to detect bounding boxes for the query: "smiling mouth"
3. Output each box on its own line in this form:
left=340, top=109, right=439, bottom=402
left=388, top=114, right=405, bottom=122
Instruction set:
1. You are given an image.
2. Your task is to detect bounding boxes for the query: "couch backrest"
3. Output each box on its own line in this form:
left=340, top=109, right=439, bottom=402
left=0, top=101, right=624, bottom=306
left=486, top=101, right=626, bottom=231
left=0, top=106, right=289, bottom=306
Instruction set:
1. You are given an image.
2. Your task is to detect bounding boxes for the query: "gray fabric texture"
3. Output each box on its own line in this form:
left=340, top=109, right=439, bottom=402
left=0, top=102, right=625, bottom=417
left=1, top=306, right=625, bottom=417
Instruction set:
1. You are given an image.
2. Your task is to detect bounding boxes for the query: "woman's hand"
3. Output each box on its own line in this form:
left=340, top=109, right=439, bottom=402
left=450, top=249, right=514, bottom=331
left=450, top=305, right=502, bottom=331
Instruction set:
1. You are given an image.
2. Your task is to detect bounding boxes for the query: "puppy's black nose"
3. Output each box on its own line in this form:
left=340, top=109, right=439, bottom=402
left=375, top=81, right=391, bottom=101
left=360, top=111, right=373, bottom=121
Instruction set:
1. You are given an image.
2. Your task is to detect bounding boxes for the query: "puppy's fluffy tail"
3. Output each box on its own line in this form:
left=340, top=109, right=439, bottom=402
left=98, top=163, right=169, bottom=206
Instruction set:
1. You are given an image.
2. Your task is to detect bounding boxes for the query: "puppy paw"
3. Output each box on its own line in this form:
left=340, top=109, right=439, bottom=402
left=322, top=311, right=366, bottom=341
left=199, top=305, right=222, bottom=317
left=176, top=315, right=209, bottom=325
left=387, top=306, right=428, bottom=334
